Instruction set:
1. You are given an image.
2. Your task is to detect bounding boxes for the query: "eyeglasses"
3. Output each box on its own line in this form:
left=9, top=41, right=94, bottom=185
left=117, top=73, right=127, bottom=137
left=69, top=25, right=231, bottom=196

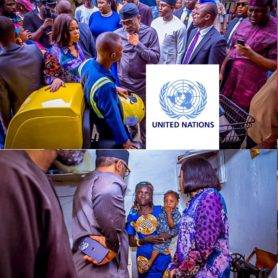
left=120, top=18, right=136, bottom=26
left=236, top=2, right=248, bottom=7
left=116, top=160, right=131, bottom=178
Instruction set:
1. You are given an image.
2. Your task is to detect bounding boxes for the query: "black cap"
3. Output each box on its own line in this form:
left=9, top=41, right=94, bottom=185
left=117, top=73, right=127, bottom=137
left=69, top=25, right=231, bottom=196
left=96, top=150, right=129, bottom=165
left=119, top=3, right=139, bottom=20
left=40, top=0, right=57, bottom=5
left=160, top=0, right=177, bottom=5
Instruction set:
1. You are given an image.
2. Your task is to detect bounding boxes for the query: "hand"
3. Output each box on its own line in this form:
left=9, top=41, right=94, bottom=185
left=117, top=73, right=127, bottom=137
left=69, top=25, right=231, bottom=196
left=158, top=232, right=172, bottom=241
left=164, top=205, right=173, bottom=214
left=116, top=86, right=129, bottom=98
left=46, top=78, right=65, bottom=92
left=83, top=235, right=116, bottom=266
left=219, top=71, right=223, bottom=82
left=169, top=269, right=176, bottom=278
left=41, top=18, right=53, bottom=30
left=143, top=236, right=165, bottom=244
left=130, top=123, right=142, bottom=144
left=127, top=33, right=139, bottom=46
left=140, top=260, right=150, bottom=273
left=122, top=139, right=138, bottom=149
left=235, top=44, right=254, bottom=59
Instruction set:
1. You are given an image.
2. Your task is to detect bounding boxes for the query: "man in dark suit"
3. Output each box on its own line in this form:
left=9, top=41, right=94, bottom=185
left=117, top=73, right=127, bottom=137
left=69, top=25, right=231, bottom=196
left=181, top=1, right=226, bottom=66
left=225, top=0, right=248, bottom=49
left=174, top=0, right=197, bottom=39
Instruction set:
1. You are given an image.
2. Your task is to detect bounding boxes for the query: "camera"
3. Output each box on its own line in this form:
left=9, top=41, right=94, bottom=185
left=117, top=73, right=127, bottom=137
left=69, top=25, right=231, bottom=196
left=44, top=7, right=56, bottom=19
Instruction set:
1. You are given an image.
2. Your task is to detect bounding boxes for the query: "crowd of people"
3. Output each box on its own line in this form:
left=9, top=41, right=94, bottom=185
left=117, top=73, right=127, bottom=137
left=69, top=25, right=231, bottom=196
left=0, top=149, right=231, bottom=277
left=0, top=0, right=277, bottom=148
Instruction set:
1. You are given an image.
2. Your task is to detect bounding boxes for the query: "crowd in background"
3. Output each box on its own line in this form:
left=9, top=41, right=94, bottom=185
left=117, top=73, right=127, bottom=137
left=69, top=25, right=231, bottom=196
left=0, top=0, right=277, bottom=148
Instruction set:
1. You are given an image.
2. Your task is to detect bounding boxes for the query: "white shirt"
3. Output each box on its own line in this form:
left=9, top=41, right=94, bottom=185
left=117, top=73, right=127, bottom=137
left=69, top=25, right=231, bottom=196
left=191, top=25, right=213, bottom=55
left=151, top=15, right=186, bottom=63
left=151, top=15, right=185, bottom=47
left=75, top=5, right=98, bottom=25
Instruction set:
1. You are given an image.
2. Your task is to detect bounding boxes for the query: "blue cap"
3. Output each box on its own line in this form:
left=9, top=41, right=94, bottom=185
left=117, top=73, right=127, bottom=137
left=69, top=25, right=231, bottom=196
left=119, top=3, right=139, bottom=20
left=96, top=150, right=129, bottom=165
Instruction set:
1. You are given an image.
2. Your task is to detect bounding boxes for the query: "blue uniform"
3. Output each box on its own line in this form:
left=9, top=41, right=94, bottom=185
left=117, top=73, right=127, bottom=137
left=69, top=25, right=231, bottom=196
left=79, top=58, right=130, bottom=146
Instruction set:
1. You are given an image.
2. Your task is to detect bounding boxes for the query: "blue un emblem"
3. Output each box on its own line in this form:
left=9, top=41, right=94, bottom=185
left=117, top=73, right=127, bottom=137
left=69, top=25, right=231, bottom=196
left=159, top=80, right=207, bottom=119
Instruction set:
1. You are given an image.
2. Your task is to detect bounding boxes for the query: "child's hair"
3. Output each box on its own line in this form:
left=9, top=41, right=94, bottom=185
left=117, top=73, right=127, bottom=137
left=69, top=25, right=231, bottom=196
left=164, top=190, right=180, bottom=201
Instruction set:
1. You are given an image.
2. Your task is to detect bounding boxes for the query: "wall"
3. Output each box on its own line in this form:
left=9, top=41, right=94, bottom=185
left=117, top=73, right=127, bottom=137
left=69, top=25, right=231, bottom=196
left=54, top=150, right=277, bottom=276
left=221, top=150, right=277, bottom=256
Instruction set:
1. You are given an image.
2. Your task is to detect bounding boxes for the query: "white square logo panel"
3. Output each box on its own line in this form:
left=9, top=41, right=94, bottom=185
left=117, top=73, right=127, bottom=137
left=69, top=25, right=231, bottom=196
left=146, top=65, right=219, bottom=150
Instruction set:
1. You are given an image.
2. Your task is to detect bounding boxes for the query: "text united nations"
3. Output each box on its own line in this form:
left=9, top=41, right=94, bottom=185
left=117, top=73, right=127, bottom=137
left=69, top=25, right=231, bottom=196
left=152, top=121, right=215, bottom=128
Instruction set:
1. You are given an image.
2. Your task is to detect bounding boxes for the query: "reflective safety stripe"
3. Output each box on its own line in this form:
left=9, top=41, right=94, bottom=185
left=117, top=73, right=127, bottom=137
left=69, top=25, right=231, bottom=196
left=78, top=58, right=93, bottom=77
left=90, top=77, right=113, bottom=118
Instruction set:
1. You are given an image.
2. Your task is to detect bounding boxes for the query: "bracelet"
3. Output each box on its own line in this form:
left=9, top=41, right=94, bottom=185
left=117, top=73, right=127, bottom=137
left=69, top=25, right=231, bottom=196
left=135, top=238, right=141, bottom=247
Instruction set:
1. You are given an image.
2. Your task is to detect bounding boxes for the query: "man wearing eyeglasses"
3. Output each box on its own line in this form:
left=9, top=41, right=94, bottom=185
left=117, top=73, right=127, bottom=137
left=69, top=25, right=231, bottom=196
left=225, top=0, right=248, bottom=49
left=72, top=150, right=131, bottom=278
left=114, top=3, right=160, bottom=145
left=114, top=3, right=160, bottom=103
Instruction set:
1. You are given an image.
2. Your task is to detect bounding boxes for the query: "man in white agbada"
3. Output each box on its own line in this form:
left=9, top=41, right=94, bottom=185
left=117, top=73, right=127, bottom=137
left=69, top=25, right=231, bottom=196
left=151, top=0, right=186, bottom=64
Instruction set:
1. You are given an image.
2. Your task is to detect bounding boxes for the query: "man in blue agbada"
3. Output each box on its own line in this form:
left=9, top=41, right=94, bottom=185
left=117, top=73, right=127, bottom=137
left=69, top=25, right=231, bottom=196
left=78, top=32, right=138, bottom=149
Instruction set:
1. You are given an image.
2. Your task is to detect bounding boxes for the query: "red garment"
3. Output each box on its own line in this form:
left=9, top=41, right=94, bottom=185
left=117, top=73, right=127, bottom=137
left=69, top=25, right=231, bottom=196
left=221, top=17, right=277, bottom=110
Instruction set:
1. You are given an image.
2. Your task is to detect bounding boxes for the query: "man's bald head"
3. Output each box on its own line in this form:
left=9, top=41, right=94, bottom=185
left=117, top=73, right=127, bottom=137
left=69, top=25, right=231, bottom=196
left=203, top=2, right=218, bottom=20
left=192, top=2, right=217, bottom=28
left=56, top=0, right=73, bottom=15
left=96, top=32, right=122, bottom=62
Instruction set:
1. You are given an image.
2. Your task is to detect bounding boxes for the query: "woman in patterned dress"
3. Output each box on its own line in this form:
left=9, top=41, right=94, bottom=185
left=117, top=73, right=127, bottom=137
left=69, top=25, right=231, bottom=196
left=43, top=14, right=85, bottom=92
left=168, top=157, right=231, bottom=278
left=126, top=182, right=172, bottom=277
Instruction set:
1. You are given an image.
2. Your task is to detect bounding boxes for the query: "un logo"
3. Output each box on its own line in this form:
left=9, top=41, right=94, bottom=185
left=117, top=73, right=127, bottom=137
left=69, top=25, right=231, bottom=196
left=159, top=80, right=207, bottom=119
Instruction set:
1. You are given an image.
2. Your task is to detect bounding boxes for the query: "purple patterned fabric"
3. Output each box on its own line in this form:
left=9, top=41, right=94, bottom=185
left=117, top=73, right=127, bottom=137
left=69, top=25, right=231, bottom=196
left=168, top=188, right=230, bottom=277
left=44, top=43, right=86, bottom=85
left=221, top=17, right=277, bottom=110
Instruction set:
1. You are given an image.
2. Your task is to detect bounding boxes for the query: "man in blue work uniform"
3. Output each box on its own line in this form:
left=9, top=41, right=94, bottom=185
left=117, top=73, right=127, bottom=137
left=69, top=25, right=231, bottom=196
left=79, top=32, right=137, bottom=149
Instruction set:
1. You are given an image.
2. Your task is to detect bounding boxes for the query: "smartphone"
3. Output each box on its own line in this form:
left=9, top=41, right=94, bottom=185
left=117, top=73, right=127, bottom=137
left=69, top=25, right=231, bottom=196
left=44, top=7, right=56, bottom=19
left=237, top=39, right=245, bottom=46
left=79, top=237, right=109, bottom=264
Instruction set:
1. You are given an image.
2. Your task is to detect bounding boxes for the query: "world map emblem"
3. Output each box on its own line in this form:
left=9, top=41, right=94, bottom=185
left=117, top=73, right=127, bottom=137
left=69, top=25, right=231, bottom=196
left=159, top=79, right=207, bottom=119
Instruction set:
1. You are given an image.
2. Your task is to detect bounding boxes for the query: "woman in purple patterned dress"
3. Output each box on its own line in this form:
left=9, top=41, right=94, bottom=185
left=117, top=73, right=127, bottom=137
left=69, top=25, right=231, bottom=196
left=43, top=14, right=86, bottom=92
left=168, top=157, right=231, bottom=278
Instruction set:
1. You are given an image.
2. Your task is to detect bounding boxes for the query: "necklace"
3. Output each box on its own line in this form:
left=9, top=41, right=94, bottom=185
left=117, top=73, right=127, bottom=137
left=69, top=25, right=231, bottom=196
left=102, top=10, right=113, bottom=17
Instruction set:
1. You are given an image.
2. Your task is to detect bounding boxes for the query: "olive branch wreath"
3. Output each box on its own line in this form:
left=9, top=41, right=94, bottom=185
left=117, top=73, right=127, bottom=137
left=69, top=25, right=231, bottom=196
left=159, top=81, right=207, bottom=119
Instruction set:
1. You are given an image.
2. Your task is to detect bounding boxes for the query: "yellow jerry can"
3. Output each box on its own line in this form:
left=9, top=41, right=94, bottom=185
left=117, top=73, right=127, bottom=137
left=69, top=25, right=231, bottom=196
left=5, top=83, right=85, bottom=149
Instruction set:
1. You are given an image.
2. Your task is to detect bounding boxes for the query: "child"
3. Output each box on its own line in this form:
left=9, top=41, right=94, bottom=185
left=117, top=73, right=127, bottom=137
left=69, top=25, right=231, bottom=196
left=148, top=190, right=181, bottom=270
